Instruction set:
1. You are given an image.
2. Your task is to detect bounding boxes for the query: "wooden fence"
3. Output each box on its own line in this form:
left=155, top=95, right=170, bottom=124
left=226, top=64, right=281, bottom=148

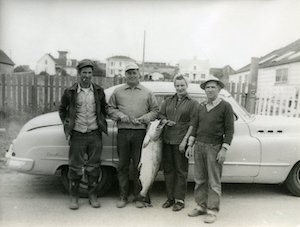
left=0, top=73, right=122, bottom=116
left=1, top=74, right=299, bottom=118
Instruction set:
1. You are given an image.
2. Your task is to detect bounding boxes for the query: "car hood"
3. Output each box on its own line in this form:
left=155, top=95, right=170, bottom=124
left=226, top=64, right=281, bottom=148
left=19, top=112, right=62, bottom=133
left=248, top=115, right=300, bottom=135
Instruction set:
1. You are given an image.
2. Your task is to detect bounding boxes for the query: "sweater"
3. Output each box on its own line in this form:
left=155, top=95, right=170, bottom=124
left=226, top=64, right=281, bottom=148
left=191, top=100, right=234, bottom=145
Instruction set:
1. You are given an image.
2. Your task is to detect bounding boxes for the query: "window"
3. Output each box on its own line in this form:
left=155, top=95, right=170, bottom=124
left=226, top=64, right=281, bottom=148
left=193, top=74, right=196, bottom=80
left=201, top=74, right=205, bottom=79
left=45, top=60, right=47, bottom=65
left=111, top=61, right=114, bottom=66
left=119, top=62, right=122, bottom=67
left=193, top=65, right=197, bottom=70
left=275, top=68, right=288, bottom=84
left=111, top=69, right=114, bottom=75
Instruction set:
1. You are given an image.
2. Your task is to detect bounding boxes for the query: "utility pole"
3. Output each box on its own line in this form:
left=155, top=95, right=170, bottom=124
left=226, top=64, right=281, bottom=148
left=245, top=57, right=259, bottom=114
left=142, top=30, right=146, bottom=80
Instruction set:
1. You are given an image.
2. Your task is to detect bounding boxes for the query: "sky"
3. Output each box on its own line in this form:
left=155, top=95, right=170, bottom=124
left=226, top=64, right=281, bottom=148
left=1, top=0, right=300, bottom=71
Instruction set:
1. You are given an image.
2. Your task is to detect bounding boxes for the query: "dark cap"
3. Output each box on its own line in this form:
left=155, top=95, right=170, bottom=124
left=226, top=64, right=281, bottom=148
left=200, top=76, right=225, bottom=89
left=77, top=59, right=94, bottom=71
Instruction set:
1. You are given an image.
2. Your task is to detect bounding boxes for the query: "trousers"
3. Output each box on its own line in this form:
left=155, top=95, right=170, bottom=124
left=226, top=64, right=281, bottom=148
left=162, top=143, right=189, bottom=201
left=193, top=142, right=223, bottom=213
left=68, top=130, right=102, bottom=180
left=117, top=129, right=146, bottom=199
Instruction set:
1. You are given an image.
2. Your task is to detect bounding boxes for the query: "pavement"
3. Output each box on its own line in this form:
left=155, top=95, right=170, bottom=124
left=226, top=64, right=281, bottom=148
left=1, top=162, right=300, bottom=227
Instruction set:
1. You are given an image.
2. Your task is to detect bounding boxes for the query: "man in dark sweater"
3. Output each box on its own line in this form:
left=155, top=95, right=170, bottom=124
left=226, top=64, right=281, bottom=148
left=186, top=78, right=234, bottom=224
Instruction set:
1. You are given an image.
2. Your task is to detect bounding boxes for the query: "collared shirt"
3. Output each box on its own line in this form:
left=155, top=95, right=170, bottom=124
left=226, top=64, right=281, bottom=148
left=205, top=97, right=222, bottom=112
left=108, top=83, right=159, bottom=129
left=159, top=93, right=198, bottom=144
left=73, top=83, right=98, bottom=133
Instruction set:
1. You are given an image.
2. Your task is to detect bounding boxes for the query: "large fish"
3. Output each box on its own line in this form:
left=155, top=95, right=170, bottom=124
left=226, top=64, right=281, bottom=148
left=138, top=119, right=166, bottom=198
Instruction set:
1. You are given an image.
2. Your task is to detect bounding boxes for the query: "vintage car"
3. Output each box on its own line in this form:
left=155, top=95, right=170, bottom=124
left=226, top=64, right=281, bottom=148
left=6, top=82, right=300, bottom=197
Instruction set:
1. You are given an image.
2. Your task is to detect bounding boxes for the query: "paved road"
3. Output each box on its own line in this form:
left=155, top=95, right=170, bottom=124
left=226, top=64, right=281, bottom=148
left=1, top=163, right=300, bottom=227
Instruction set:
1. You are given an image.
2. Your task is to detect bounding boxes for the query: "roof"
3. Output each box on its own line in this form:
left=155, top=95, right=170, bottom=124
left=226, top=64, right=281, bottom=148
left=106, top=55, right=135, bottom=61
left=236, top=39, right=300, bottom=73
left=0, top=50, right=15, bottom=66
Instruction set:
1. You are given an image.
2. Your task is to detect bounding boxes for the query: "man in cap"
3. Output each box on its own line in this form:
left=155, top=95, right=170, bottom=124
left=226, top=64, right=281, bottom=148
left=108, top=62, right=159, bottom=208
left=59, top=59, right=108, bottom=210
left=186, top=77, right=234, bottom=223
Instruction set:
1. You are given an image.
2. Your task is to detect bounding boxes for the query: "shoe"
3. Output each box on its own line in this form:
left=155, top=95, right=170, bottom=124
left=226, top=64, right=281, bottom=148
left=135, top=200, right=145, bottom=208
left=204, top=214, right=217, bottom=224
left=116, top=198, right=127, bottom=208
left=188, top=208, right=206, bottom=217
left=162, top=199, right=174, bottom=208
left=172, top=201, right=185, bottom=211
left=69, top=196, right=79, bottom=210
left=89, top=194, right=101, bottom=208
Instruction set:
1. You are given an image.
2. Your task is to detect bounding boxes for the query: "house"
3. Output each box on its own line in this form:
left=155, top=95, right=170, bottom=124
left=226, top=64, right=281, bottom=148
left=35, top=51, right=77, bottom=76
left=210, top=65, right=235, bottom=87
left=0, top=50, right=15, bottom=74
left=178, top=57, right=210, bottom=82
left=106, top=55, right=136, bottom=77
left=229, top=39, right=300, bottom=94
left=142, top=62, right=177, bottom=81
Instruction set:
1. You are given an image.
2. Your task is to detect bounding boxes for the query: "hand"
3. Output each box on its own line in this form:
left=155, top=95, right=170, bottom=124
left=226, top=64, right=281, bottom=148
left=131, top=117, right=142, bottom=125
left=179, top=139, right=187, bottom=153
left=185, top=146, right=193, bottom=159
left=66, top=135, right=70, bottom=141
left=216, top=147, right=227, bottom=164
left=137, top=116, right=149, bottom=124
left=166, top=120, right=176, bottom=127
left=119, top=115, right=130, bottom=123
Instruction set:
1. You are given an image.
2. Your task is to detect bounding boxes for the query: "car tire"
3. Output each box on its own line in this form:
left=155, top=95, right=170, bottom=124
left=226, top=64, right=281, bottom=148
left=61, top=166, right=115, bottom=198
left=285, top=162, right=300, bottom=197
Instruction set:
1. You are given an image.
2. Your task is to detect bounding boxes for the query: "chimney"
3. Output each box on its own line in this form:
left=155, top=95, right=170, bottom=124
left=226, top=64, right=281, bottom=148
left=58, top=51, right=68, bottom=60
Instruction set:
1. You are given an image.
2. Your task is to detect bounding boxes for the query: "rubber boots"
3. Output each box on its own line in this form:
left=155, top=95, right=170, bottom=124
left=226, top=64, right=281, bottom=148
left=69, top=180, right=80, bottom=210
left=88, top=176, right=100, bottom=208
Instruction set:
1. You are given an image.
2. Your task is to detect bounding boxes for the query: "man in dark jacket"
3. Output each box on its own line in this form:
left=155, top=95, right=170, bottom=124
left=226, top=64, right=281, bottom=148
left=59, top=59, right=108, bottom=210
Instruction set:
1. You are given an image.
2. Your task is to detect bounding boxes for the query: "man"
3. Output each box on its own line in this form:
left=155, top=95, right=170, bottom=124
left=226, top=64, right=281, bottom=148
left=108, top=62, right=159, bottom=208
left=59, top=59, right=108, bottom=210
left=186, top=77, right=234, bottom=223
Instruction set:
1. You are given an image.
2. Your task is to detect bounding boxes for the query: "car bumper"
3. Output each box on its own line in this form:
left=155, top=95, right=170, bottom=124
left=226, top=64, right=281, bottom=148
left=5, top=144, right=34, bottom=171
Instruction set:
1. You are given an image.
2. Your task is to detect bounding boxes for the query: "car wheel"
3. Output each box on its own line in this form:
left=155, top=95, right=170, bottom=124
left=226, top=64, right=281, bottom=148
left=61, top=166, right=115, bottom=198
left=286, top=162, right=300, bottom=197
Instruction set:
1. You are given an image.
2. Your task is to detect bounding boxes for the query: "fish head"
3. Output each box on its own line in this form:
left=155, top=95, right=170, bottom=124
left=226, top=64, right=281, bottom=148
left=147, top=119, right=166, bottom=141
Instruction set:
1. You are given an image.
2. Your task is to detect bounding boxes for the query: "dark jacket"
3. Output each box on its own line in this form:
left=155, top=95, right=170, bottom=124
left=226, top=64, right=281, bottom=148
left=58, top=82, right=108, bottom=137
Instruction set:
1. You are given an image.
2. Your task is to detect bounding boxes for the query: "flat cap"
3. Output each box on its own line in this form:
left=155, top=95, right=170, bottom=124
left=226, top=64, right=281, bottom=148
left=125, top=62, right=139, bottom=72
left=200, top=76, right=225, bottom=89
left=77, top=59, right=94, bottom=71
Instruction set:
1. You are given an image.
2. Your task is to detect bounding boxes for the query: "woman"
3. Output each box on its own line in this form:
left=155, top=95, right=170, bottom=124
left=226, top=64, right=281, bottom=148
left=159, top=75, right=198, bottom=211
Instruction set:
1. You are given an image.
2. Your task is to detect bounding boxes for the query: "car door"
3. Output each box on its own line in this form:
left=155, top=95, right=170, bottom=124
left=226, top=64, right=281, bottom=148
left=186, top=94, right=261, bottom=181
left=221, top=96, right=261, bottom=180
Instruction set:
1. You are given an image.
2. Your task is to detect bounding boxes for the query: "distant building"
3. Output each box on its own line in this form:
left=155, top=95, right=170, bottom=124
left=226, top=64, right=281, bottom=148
left=229, top=39, right=300, bottom=93
left=210, top=65, right=235, bottom=86
left=178, top=57, right=210, bottom=82
left=35, top=51, right=77, bottom=76
left=142, top=62, right=177, bottom=81
left=0, top=49, right=15, bottom=74
left=106, top=55, right=136, bottom=77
